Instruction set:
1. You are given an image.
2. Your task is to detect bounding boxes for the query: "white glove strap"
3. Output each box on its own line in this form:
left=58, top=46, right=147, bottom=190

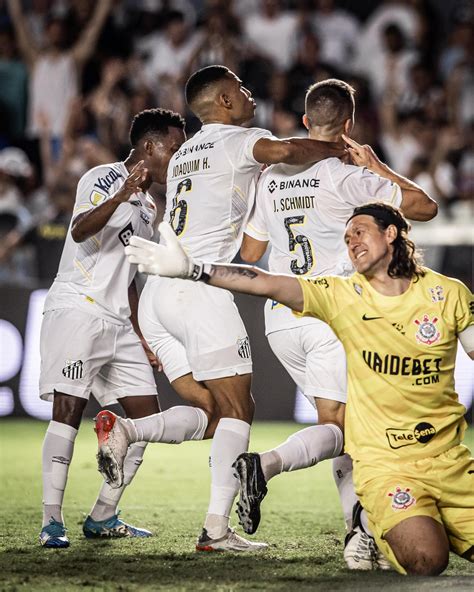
left=190, top=261, right=212, bottom=282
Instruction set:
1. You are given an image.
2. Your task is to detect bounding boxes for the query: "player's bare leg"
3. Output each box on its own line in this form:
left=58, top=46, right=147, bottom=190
left=385, top=516, right=449, bottom=575
left=40, top=392, right=87, bottom=547
left=234, top=398, right=344, bottom=536
left=86, top=395, right=160, bottom=538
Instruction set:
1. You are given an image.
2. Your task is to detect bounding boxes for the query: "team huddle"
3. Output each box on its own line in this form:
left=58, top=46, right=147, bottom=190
left=38, top=65, right=474, bottom=577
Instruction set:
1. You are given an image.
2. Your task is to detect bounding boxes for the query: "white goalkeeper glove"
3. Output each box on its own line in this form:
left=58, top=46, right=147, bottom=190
left=124, top=222, right=205, bottom=280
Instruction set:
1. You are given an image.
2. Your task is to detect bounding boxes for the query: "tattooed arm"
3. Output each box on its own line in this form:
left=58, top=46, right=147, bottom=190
left=201, top=264, right=304, bottom=312
left=125, top=222, right=304, bottom=312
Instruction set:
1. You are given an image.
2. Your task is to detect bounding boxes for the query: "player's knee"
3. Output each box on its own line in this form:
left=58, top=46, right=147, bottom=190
left=52, top=392, right=87, bottom=429
left=402, top=547, right=449, bottom=576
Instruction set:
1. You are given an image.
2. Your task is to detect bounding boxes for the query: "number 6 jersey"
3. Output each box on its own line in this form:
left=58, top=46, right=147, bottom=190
left=164, top=123, right=273, bottom=262
left=245, top=157, right=402, bottom=334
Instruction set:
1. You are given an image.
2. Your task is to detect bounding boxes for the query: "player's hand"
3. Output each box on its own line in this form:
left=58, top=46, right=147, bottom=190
left=342, top=135, right=383, bottom=172
left=125, top=222, right=203, bottom=279
left=115, top=160, right=148, bottom=203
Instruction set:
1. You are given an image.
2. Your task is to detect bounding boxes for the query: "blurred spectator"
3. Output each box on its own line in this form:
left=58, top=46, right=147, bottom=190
left=397, top=61, right=445, bottom=117
left=144, top=10, right=202, bottom=112
left=355, top=0, right=420, bottom=67
left=439, top=22, right=473, bottom=80
left=366, top=22, right=418, bottom=99
left=242, top=0, right=299, bottom=71
left=310, top=0, right=360, bottom=71
left=187, top=9, right=241, bottom=75
left=0, top=147, right=33, bottom=231
left=7, top=0, right=112, bottom=153
left=0, top=25, right=28, bottom=142
left=0, top=179, right=75, bottom=282
left=286, top=27, right=339, bottom=116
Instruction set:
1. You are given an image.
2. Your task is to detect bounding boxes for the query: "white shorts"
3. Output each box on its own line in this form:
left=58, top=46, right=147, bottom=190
left=138, top=277, right=252, bottom=382
left=39, top=308, right=157, bottom=406
left=267, top=322, right=347, bottom=405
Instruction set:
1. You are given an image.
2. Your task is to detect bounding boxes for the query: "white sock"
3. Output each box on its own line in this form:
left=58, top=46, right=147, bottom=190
left=89, top=442, right=147, bottom=522
left=261, top=424, right=343, bottom=481
left=42, top=420, right=78, bottom=527
left=127, top=406, right=208, bottom=443
left=332, top=453, right=358, bottom=531
left=204, top=418, right=250, bottom=539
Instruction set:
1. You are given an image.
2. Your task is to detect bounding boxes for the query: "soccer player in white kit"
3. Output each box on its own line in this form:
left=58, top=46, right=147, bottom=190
left=94, top=65, right=347, bottom=552
left=233, top=79, right=437, bottom=568
left=38, top=109, right=186, bottom=548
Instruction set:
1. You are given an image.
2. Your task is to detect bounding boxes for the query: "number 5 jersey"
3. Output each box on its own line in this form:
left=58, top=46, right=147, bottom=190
left=245, top=157, right=402, bottom=335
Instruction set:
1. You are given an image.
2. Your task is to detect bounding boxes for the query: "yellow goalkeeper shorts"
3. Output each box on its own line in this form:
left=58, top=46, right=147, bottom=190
left=354, top=444, right=474, bottom=574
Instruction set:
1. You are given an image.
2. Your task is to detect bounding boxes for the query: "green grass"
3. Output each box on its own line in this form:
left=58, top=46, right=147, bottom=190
left=0, top=420, right=473, bottom=592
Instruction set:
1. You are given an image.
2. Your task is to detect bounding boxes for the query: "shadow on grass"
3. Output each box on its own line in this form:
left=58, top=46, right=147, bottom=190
left=2, top=543, right=474, bottom=591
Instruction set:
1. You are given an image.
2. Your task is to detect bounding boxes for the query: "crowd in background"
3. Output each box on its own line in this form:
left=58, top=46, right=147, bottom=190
left=0, top=0, right=472, bottom=286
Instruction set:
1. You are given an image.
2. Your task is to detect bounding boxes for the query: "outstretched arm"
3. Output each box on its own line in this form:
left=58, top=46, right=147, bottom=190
left=71, top=0, right=113, bottom=65
left=125, top=223, right=304, bottom=311
left=7, top=0, right=36, bottom=67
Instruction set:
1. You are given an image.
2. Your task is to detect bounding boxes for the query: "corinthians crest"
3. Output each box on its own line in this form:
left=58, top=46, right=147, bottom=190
left=388, top=486, right=416, bottom=511
left=414, top=314, right=440, bottom=345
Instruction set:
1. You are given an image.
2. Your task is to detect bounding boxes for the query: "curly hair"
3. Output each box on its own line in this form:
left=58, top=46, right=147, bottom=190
left=129, top=108, right=185, bottom=147
left=348, top=203, right=425, bottom=280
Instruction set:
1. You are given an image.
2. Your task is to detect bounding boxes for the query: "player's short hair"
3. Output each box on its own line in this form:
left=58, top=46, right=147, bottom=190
left=347, top=203, right=425, bottom=280
left=305, top=79, right=355, bottom=131
left=185, top=65, right=230, bottom=108
left=129, top=108, right=185, bottom=147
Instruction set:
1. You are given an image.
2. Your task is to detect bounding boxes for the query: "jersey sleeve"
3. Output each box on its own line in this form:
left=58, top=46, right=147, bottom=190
left=294, top=276, right=340, bottom=324
left=245, top=181, right=269, bottom=241
left=329, top=161, right=402, bottom=209
left=450, top=279, right=474, bottom=334
left=73, top=167, right=111, bottom=217
left=230, top=128, right=276, bottom=171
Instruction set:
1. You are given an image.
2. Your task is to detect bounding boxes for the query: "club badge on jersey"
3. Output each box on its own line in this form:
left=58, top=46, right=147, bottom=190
left=414, top=314, right=441, bottom=346
left=388, top=486, right=416, bottom=511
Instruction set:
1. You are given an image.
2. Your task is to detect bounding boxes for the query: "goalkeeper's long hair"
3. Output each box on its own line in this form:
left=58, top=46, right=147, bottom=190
left=348, top=203, right=425, bottom=280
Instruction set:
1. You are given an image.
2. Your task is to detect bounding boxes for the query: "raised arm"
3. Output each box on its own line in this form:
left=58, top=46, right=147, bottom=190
left=253, top=137, right=346, bottom=166
left=71, top=0, right=113, bottom=65
left=71, top=161, right=147, bottom=242
left=125, top=223, right=304, bottom=311
left=7, top=0, right=36, bottom=67
left=342, top=134, right=438, bottom=221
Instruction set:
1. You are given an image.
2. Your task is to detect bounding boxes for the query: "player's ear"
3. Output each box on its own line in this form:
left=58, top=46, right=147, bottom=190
left=344, top=118, right=354, bottom=135
left=302, top=114, right=310, bottom=130
left=220, top=93, right=232, bottom=109
left=144, top=139, right=154, bottom=156
left=386, top=224, right=398, bottom=244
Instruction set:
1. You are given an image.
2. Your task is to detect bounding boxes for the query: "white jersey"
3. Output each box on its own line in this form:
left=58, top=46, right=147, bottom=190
left=44, top=161, right=157, bottom=324
left=164, top=123, right=273, bottom=263
left=245, top=157, right=402, bottom=334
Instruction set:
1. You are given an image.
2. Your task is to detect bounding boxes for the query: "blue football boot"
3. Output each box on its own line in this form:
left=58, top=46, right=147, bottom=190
left=39, top=519, right=70, bottom=548
left=82, top=512, right=152, bottom=538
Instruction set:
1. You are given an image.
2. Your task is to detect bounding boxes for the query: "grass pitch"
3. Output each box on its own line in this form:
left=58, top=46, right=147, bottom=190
left=0, top=420, right=473, bottom=592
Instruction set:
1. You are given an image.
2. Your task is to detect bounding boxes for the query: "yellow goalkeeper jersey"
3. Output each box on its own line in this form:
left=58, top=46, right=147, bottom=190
left=297, top=268, right=473, bottom=462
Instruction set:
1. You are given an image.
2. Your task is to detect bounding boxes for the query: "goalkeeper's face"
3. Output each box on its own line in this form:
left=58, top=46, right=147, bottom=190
left=146, top=127, right=186, bottom=184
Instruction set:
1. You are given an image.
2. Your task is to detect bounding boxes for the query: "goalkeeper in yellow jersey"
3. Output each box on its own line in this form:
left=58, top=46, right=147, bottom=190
left=125, top=202, right=473, bottom=576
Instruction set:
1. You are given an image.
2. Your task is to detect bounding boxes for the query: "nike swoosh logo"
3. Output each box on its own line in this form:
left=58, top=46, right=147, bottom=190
left=362, top=314, right=383, bottom=321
